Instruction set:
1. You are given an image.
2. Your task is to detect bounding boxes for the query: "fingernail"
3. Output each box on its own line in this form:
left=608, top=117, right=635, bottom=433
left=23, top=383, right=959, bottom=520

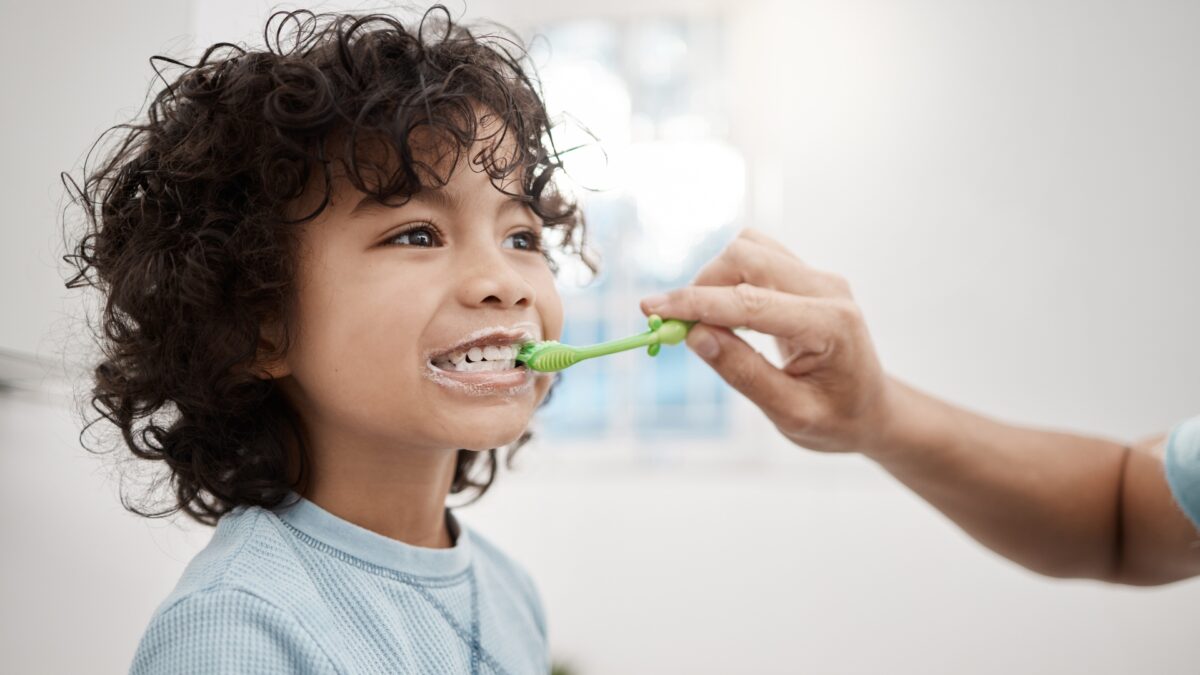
left=689, top=327, right=719, bottom=359
left=641, top=293, right=668, bottom=311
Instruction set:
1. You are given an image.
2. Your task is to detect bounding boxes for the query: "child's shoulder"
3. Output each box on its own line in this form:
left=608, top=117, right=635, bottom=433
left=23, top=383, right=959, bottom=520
left=131, top=506, right=342, bottom=674
left=155, top=504, right=320, bottom=618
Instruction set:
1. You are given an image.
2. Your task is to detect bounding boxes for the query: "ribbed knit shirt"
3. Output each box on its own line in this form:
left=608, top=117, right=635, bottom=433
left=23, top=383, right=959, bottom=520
left=128, top=492, right=549, bottom=674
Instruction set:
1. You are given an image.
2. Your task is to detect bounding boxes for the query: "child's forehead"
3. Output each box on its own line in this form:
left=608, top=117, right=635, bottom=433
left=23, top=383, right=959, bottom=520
left=329, top=106, right=517, bottom=167
left=282, top=115, right=529, bottom=222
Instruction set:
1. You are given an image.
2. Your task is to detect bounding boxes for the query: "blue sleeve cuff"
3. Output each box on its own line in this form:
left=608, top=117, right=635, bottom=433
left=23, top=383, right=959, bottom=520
left=1164, top=414, right=1200, bottom=531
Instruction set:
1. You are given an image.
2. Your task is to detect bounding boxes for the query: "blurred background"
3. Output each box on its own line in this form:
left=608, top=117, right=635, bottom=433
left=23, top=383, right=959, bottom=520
left=3, top=0, right=1199, bottom=673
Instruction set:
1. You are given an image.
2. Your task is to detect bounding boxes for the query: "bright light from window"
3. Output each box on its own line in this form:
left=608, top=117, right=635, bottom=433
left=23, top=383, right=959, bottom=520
left=540, top=60, right=631, bottom=191
left=622, top=139, right=745, bottom=280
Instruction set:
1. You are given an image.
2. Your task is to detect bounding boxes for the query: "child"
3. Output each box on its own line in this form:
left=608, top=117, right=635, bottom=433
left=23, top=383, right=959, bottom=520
left=63, top=6, right=592, bottom=673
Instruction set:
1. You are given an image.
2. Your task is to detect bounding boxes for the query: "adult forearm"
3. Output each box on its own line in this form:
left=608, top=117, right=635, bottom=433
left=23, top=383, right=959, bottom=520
left=866, top=377, right=1127, bottom=580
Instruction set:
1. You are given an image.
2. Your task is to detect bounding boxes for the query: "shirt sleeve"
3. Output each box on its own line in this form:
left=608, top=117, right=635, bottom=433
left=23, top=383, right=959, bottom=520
left=1164, top=414, right=1200, bottom=531
left=129, top=587, right=338, bottom=675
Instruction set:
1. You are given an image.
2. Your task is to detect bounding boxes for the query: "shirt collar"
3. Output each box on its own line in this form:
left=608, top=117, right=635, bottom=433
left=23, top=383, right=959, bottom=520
left=272, top=490, right=472, bottom=579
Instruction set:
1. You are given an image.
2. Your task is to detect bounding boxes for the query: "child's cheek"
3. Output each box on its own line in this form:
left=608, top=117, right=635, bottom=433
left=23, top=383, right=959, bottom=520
left=539, top=278, right=565, bottom=342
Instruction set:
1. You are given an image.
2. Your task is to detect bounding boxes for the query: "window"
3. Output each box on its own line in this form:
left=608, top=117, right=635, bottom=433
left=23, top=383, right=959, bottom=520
left=531, top=16, right=744, bottom=447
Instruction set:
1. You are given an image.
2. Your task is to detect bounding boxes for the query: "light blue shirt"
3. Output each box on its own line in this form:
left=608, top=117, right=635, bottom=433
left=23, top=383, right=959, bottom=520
left=129, top=492, right=549, bottom=674
left=1165, top=414, right=1200, bottom=531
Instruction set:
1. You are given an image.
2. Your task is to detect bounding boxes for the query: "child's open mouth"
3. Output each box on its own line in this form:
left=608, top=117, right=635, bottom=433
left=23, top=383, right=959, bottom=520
left=424, top=327, right=537, bottom=394
left=430, top=344, right=522, bottom=372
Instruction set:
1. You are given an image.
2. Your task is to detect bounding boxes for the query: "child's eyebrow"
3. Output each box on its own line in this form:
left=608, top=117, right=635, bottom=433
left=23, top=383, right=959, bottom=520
left=350, top=189, right=451, bottom=217
left=350, top=190, right=532, bottom=218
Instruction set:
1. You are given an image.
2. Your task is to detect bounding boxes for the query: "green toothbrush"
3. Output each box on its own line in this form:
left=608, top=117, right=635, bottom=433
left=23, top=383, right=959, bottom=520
left=515, top=314, right=696, bottom=372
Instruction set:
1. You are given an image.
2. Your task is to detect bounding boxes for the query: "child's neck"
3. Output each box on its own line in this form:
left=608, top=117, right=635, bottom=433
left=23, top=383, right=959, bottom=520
left=299, top=447, right=458, bottom=549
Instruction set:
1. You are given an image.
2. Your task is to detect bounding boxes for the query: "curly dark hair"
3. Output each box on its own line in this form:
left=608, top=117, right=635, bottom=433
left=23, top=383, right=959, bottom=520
left=60, top=6, right=596, bottom=526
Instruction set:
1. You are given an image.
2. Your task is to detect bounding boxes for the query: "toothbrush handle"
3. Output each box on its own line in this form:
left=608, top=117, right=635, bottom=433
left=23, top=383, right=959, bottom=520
left=571, top=316, right=697, bottom=363
left=573, top=332, right=657, bottom=361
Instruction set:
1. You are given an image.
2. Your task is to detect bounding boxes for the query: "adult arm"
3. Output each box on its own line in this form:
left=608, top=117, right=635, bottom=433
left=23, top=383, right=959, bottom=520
left=641, top=228, right=1200, bottom=585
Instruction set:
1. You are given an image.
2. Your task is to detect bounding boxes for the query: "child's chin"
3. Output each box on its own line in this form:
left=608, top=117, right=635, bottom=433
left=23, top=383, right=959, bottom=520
left=453, top=426, right=530, bottom=452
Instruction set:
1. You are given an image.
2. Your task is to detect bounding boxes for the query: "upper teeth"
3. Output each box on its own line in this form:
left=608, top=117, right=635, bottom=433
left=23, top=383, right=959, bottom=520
left=433, top=344, right=521, bottom=372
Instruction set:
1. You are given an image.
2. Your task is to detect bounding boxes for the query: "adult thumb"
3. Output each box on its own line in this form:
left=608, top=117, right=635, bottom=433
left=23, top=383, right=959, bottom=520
left=686, top=324, right=792, bottom=412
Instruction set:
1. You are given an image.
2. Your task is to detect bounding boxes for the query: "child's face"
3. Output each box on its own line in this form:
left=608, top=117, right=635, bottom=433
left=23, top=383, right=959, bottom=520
left=266, top=131, right=564, bottom=455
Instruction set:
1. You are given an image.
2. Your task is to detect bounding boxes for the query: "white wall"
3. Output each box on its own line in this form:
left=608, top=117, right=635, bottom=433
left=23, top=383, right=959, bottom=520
left=0, top=0, right=192, bottom=362
left=0, top=392, right=211, bottom=675
left=727, top=0, right=1200, bottom=440
left=4, top=1, right=1200, bottom=674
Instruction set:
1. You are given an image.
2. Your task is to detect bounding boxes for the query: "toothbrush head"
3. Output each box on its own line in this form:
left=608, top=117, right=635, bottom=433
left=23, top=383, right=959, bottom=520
left=515, top=340, right=580, bottom=373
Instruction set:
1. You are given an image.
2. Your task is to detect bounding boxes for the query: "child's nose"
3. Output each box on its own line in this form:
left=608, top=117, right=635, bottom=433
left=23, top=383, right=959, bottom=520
left=456, top=256, right=536, bottom=309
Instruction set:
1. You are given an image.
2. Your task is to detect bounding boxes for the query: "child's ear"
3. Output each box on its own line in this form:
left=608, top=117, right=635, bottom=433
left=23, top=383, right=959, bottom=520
left=253, top=319, right=292, bottom=380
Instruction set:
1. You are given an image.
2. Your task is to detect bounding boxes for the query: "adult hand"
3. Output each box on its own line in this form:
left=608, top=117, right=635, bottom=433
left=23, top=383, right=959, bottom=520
left=640, top=228, right=900, bottom=455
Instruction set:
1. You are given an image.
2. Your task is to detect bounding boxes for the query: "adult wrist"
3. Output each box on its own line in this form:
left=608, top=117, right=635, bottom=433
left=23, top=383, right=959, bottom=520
left=860, top=376, right=958, bottom=468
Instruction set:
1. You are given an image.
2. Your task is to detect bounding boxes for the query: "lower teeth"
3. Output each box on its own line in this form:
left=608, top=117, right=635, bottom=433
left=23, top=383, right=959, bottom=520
left=434, top=359, right=519, bottom=372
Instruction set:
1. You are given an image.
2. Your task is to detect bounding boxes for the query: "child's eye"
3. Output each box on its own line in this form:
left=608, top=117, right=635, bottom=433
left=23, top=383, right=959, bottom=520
left=504, top=230, right=543, bottom=252
left=385, top=224, right=442, bottom=248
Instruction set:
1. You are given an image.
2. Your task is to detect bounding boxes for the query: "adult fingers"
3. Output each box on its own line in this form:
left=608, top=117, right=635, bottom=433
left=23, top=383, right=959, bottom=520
left=737, top=226, right=801, bottom=261
left=689, top=232, right=852, bottom=300
left=642, top=283, right=850, bottom=345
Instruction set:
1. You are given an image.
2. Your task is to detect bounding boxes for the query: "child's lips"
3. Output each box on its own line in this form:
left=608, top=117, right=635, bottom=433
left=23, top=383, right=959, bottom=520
left=425, top=322, right=540, bottom=362
left=425, top=361, right=535, bottom=394
left=427, top=332, right=528, bottom=363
